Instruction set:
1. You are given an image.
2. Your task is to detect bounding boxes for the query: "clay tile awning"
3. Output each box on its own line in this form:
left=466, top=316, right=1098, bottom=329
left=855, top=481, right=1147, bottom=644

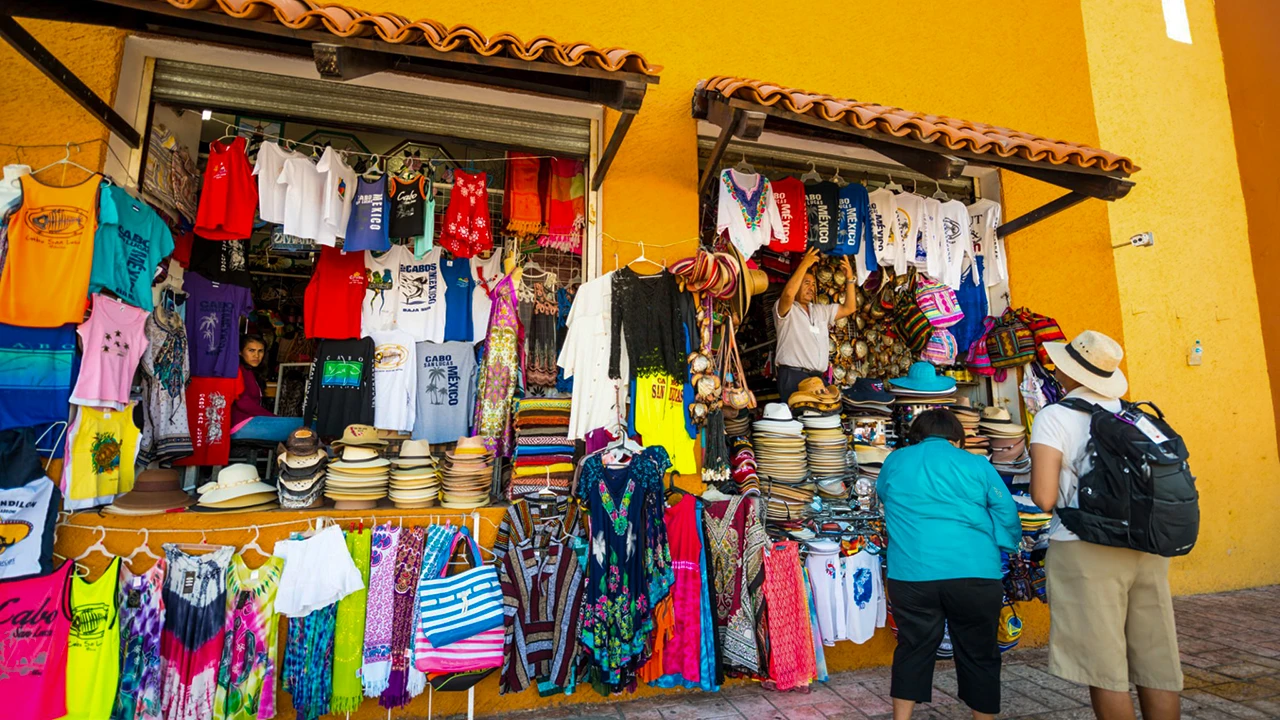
left=694, top=77, right=1137, bottom=237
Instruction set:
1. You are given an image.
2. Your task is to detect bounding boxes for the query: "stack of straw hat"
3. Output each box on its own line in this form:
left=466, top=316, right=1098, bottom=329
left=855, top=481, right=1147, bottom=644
left=324, top=424, right=389, bottom=510
left=752, top=403, right=807, bottom=484
left=388, top=439, right=441, bottom=509
left=276, top=428, right=327, bottom=510
left=440, top=436, right=494, bottom=509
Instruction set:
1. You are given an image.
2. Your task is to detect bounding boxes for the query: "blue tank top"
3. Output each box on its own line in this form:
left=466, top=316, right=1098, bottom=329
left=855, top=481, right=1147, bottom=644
left=343, top=176, right=391, bottom=252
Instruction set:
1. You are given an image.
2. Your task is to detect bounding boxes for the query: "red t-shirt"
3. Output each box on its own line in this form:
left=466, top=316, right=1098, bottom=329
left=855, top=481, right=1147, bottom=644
left=305, top=246, right=368, bottom=340
left=194, top=136, right=257, bottom=240
left=769, top=177, right=810, bottom=252
left=178, top=374, right=244, bottom=466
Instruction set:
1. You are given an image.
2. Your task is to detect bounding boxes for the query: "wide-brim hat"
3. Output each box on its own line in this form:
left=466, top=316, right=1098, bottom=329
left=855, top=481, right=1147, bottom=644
left=753, top=420, right=805, bottom=435
left=890, top=362, right=957, bottom=394
left=727, top=244, right=768, bottom=321
left=452, top=436, right=490, bottom=455
left=855, top=444, right=891, bottom=466
left=112, top=469, right=194, bottom=511
left=1044, top=330, right=1128, bottom=398
left=197, top=465, right=276, bottom=506
left=844, top=378, right=895, bottom=404
left=198, top=490, right=278, bottom=510
left=796, top=377, right=842, bottom=404
left=279, top=450, right=328, bottom=470
left=332, top=424, right=387, bottom=447
left=393, top=439, right=437, bottom=466
left=284, top=427, right=322, bottom=457
left=979, top=407, right=1026, bottom=436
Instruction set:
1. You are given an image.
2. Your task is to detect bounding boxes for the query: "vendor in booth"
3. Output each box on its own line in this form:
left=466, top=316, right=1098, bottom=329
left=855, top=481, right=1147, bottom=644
left=774, top=249, right=858, bottom=403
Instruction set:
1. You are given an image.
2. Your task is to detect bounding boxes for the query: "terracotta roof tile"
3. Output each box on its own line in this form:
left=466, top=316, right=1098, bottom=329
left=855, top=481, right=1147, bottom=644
left=155, top=0, right=661, bottom=76
left=697, top=77, right=1137, bottom=175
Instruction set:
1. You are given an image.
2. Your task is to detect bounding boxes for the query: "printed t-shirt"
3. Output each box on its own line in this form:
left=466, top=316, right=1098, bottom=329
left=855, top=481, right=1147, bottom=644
left=253, top=141, right=302, bottom=225
left=634, top=373, right=697, bottom=475
left=65, top=556, right=121, bottom=720
left=866, top=188, right=899, bottom=271
left=69, top=293, right=149, bottom=410
left=937, top=200, right=970, bottom=290
left=893, top=193, right=924, bottom=275
left=440, top=255, right=474, bottom=342
left=716, top=169, right=784, bottom=259
left=184, top=271, right=253, bottom=378
left=843, top=551, right=886, bottom=644
left=470, top=253, right=503, bottom=341
left=278, top=156, right=329, bottom=244
left=316, top=147, right=356, bottom=242
left=0, top=563, right=73, bottom=720
left=0, top=323, right=77, bottom=431
left=397, top=246, right=446, bottom=343
left=90, top=184, right=175, bottom=311
left=363, top=245, right=407, bottom=335
left=181, top=374, right=243, bottom=467
left=303, top=338, right=375, bottom=437
left=412, top=341, right=477, bottom=443
left=805, top=181, right=840, bottom=253
left=344, top=175, right=391, bottom=252
left=188, top=236, right=252, bottom=287
left=918, top=197, right=941, bottom=273
left=0, top=476, right=55, bottom=580
left=768, top=177, right=810, bottom=253
left=194, top=136, right=257, bottom=240
left=0, top=174, right=100, bottom=327
left=304, top=246, right=367, bottom=340
left=370, top=329, right=417, bottom=433
left=968, top=198, right=1006, bottom=288
left=388, top=175, right=429, bottom=239
left=61, top=403, right=140, bottom=509
left=773, top=298, right=838, bottom=372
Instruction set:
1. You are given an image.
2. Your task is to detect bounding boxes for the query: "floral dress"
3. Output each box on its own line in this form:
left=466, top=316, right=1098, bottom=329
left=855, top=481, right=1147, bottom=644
left=115, top=559, right=167, bottom=720
left=438, top=170, right=494, bottom=258
left=578, top=446, right=674, bottom=693
left=474, top=274, right=522, bottom=456
left=213, top=555, right=285, bottom=720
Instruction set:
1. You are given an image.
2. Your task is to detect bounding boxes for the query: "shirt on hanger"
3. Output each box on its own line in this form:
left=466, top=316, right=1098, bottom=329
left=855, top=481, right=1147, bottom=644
left=0, top=564, right=74, bottom=720
left=362, top=245, right=406, bottom=335
left=344, top=175, right=391, bottom=253
left=305, top=245, right=367, bottom=340
left=303, top=337, right=376, bottom=438
left=316, top=147, right=357, bottom=242
left=843, top=551, right=887, bottom=644
left=834, top=183, right=870, bottom=256
left=184, top=271, right=254, bottom=379
left=0, top=476, right=55, bottom=580
left=440, top=255, right=474, bottom=342
left=0, top=323, right=78, bottom=432
left=918, top=197, right=941, bottom=273
left=277, top=156, right=328, bottom=243
left=194, top=136, right=257, bottom=240
left=805, top=181, right=840, bottom=253
left=397, top=246, right=446, bottom=343
left=65, top=556, right=122, bottom=720
left=633, top=373, right=697, bottom=475
left=62, top=403, right=140, bottom=509
left=254, top=141, right=302, bottom=225
left=768, top=177, right=810, bottom=253
left=388, top=175, right=429, bottom=240
left=369, top=328, right=417, bottom=433
left=69, top=293, right=149, bottom=410
left=893, top=193, right=924, bottom=275
left=90, top=184, right=175, bottom=312
left=412, top=341, right=477, bottom=443
left=180, top=374, right=243, bottom=467
left=716, top=169, right=784, bottom=259
left=558, top=273, right=628, bottom=441
left=470, top=253, right=503, bottom=341
left=866, top=188, right=900, bottom=272
left=968, top=199, right=1006, bottom=288
left=937, top=200, right=970, bottom=290
left=187, top=236, right=252, bottom=287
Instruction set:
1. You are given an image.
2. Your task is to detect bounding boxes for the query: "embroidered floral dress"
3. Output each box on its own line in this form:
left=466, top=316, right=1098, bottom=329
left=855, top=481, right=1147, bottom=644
left=213, top=555, right=285, bottom=720
left=438, top=170, right=494, bottom=258
left=474, top=274, right=522, bottom=456
left=115, top=559, right=167, bottom=720
left=578, top=446, right=674, bottom=692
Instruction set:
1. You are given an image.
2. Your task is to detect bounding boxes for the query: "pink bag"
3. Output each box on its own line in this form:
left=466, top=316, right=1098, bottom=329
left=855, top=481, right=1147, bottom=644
left=916, top=276, right=964, bottom=328
left=412, top=530, right=504, bottom=673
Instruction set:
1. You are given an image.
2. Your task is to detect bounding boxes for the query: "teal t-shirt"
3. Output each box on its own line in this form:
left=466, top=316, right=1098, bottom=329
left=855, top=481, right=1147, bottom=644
left=876, top=436, right=1023, bottom=582
left=90, top=184, right=175, bottom=311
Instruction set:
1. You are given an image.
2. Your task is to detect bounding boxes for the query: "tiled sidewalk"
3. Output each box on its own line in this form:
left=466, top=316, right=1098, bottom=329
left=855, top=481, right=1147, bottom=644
left=503, top=585, right=1280, bottom=720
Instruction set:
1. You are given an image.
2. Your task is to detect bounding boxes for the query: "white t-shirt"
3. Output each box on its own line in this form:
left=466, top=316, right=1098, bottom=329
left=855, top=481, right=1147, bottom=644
left=277, top=157, right=327, bottom=243
left=773, top=298, right=838, bottom=372
left=559, top=273, right=628, bottom=441
left=716, top=169, right=784, bottom=259
left=919, top=197, right=941, bottom=275
left=937, top=200, right=971, bottom=289
left=253, top=142, right=301, bottom=224
left=273, top=524, right=364, bottom=618
left=867, top=188, right=900, bottom=271
left=1029, top=387, right=1123, bottom=542
left=316, top=147, right=356, bottom=242
left=843, top=551, right=886, bottom=644
left=470, top=253, right=504, bottom=341
left=805, top=546, right=847, bottom=646
left=369, top=328, right=417, bottom=432
left=363, top=245, right=407, bottom=335
left=893, top=193, right=924, bottom=274
left=397, top=246, right=446, bottom=343
left=0, top=477, right=53, bottom=580
left=968, top=199, right=1006, bottom=288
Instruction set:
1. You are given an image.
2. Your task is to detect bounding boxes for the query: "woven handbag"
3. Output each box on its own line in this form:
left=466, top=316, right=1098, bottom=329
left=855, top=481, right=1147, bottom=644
left=1019, top=309, right=1066, bottom=369
left=985, top=308, right=1036, bottom=368
left=417, top=528, right=504, bottom=648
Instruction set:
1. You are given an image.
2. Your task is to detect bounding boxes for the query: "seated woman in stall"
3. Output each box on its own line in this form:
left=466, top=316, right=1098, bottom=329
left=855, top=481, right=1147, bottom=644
left=230, top=334, right=303, bottom=440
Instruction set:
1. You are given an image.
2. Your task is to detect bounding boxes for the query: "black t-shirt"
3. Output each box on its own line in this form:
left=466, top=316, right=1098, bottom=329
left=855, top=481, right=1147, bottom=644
left=388, top=176, right=429, bottom=239
left=805, top=181, right=840, bottom=253
left=188, top=236, right=253, bottom=287
left=303, top=337, right=376, bottom=437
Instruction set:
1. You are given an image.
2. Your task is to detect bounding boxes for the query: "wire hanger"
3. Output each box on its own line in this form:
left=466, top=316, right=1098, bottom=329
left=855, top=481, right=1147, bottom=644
left=125, top=528, right=162, bottom=570
left=800, top=161, right=823, bottom=183
left=883, top=173, right=904, bottom=193
left=31, top=142, right=97, bottom=184
left=931, top=179, right=949, bottom=200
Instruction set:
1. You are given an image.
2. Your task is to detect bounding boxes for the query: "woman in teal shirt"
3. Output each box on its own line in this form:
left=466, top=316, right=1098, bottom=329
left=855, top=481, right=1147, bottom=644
left=876, top=409, right=1022, bottom=720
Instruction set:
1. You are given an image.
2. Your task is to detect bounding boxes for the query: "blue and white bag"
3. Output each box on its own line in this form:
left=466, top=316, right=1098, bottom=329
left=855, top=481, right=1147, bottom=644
left=417, top=527, right=504, bottom=647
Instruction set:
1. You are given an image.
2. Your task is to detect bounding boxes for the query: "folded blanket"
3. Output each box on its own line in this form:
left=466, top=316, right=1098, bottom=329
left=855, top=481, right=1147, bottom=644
left=514, top=463, right=575, bottom=476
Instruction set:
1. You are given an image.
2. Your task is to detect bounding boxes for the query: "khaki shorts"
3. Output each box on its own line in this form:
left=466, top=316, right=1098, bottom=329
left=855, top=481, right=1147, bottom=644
left=1046, top=540, right=1183, bottom=693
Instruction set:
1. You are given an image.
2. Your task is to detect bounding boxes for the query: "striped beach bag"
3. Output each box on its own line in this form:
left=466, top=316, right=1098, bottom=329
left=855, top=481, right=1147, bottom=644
left=417, top=527, right=505, bottom=649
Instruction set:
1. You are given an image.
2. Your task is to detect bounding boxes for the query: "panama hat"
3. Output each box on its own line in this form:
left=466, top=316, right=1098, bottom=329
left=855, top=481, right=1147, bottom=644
left=332, top=424, right=387, bottom=447
left=197, top=465, right=276, bottom=506
left=979, top=407, right=1027, bottom=436
left=727, top=244, right=769, bottom=321
left=329, top=445, right=390, bottom=470
left=1043, top=330, right=1128, bottom=398
left=392, top=439, right=437, bottom=467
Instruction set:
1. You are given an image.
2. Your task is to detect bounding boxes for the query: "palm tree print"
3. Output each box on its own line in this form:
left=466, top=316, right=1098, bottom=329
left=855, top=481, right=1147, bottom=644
left=200, top=313, right=219, bottom=347
left=424, top=366, right=448, bottom=404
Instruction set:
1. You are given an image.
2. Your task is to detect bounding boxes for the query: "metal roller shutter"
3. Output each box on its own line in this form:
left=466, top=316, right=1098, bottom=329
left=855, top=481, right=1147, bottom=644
left=151, top=59, right=592, bottom=157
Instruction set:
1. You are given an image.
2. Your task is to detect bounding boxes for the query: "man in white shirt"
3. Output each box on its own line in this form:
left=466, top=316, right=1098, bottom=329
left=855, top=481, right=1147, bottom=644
left=1029, top=330, right=1182, bottom=720
left=774, top=248, right=858, bottom=403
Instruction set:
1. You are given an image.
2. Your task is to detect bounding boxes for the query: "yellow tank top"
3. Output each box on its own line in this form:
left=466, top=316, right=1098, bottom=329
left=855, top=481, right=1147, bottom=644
left=64, top=556, right=121, bottom=720
left=62, top=403, right=140, bottom=510
left=634, top=374, right=699, bottom=475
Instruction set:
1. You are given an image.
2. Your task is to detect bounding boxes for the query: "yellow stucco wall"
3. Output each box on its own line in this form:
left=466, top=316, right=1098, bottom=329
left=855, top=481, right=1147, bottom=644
left=1079, top=0, right=1280, bottom=595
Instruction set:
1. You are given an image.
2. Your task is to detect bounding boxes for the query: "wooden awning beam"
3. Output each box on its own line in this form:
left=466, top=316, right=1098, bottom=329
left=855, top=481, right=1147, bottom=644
left=997, top=191, right=1089, bottom=239
left=591, top=81, right=647, bottom=191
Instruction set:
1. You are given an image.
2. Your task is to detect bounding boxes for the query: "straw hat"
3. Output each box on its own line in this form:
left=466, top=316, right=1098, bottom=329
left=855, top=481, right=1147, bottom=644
left=392, top=439, right=437, bottom=467
left=330, top=445, right=391, bottom=470
left=332, top=424, right=387, bottom=447
left=979, top=407, right=1027, bottom=437
left=728, top=244, right=769, bottom=321
left=197, top=465, right=275, bottom=506
left=1044, top=330, right=1128, bottom=398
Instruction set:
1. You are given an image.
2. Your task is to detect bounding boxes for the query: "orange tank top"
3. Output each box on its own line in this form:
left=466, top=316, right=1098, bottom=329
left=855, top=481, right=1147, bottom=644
left=0, top=174, right=101, bottom=326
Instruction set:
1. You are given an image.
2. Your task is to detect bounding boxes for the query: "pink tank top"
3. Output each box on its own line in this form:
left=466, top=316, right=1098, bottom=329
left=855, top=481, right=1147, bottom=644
left=0, top=562, right=73, bottom=720
left=69, top=293, right=149, bottom=409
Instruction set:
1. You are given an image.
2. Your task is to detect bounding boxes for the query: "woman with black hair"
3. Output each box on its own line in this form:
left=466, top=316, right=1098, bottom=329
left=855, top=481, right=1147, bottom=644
left=875, top=408, right=1022, bottom=720
left=231, top=334, right=276, bottom=427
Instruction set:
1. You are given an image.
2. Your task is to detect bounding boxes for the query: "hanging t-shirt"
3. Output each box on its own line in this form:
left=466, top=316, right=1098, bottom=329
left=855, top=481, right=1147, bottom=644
left=180, top=374, right=243, bottom=467
left=65, top=556, right=121, bottom=720
left=440, top=255, right=474, bottom=342
left=188, top=236, right=252, bottom=287
left=397, top=246, right=446, bottom=343
left=195, top=136, right=257, bottom=240
left=303, top=337, right=376, bottom=438
left=278, top=156, right=329, bottom=244
left=412, top=341, right=477, bottom=443
left=184, top=272, right=254, bottom=378
left=633, top=373, right=697, bottom=475
left=843, top=551, right=886, bottom=644
left=834, top=183, right=872, bottom=262
left=253, top=142, right=302, bottom=225
left=893, top=193, right=924, bottom=275
left=69, top=293, right=149, bottom=410
left=304, top=246, right=367, bottom=340
left=470, top=253, right=503, bottom=341
left=968, top=198, right=1006, bottom=288
left=61, top=403, right=140, bottom=510
left=362, top=245, right=406, bottom=335
left=0, top=323, right=77, bottom=431
left=918, top=197, right=942, bottom=274
left=344, top=175, right=391, bottom=253
left=0, top=563, right=73, bottom=720
left=937, top=200, right=971, bottom=290
left=370, top=329, right=417, bottom=433
left=316, top=147, right=357, bottom=242
left=716, top=169, right=784, bottom=259
left=0, top=174, right=101, bottom=327
left=0, top=476, right=55, bottom=581
left=90, top=184, right=175, bottom=311
left=768, top=177, right=810, bottom=253
left=212, top=555, right=285, bottom=720
left=388, top=175, right=429, bottom=240
left=867, top=188, right=900, bottom=272
left=804, top=181, right=840, bottom=253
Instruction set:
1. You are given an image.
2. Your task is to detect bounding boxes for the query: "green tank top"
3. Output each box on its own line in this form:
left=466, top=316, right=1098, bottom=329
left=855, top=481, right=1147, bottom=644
left=64, top=556, right=121, bottom=719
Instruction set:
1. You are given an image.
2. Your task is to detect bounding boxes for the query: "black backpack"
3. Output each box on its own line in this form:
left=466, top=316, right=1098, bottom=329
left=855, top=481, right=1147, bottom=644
left=1056, top=398, right=1199, bottom=557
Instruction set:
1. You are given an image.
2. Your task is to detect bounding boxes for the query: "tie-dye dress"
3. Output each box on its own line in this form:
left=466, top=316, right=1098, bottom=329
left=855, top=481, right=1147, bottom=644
left=160, top=544, right=233, bottom=720
left=115, top=559, right=167, bottom=720
left=213, top=555, right=285, bottom=720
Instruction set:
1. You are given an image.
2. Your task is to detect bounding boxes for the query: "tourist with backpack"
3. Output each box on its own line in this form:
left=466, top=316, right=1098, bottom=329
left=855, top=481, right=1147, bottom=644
left=1030, top=330, right=1193, bottom=720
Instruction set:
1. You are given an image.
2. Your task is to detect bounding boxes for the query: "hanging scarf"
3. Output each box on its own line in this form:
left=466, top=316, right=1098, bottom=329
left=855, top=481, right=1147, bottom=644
left=330, top=529, right=371, bottom=714
left=539, top=157, right=585, bottom=254
left=361, top=524, right=401, bottom=696
left=504, top=152, right=545, bottom=236
left=381, top=526, right=426, bottom=709
left=283, top=603, right=338, bottom=720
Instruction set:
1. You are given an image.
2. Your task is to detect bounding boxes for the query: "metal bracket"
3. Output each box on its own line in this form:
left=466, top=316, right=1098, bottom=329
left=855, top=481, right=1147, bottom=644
left=0, top=14, right=141, bottom=148
left=996, top=191, right=1089, bottom=239
left=312, top=43, right=396, bottom=81
left=591, top=81, right=647, bottom=191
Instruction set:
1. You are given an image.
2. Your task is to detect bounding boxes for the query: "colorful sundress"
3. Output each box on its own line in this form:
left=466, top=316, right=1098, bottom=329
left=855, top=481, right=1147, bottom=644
left=160, top=544, right=234, bottom=720
left=438, top=169, right=494, bottom=258
left=704, top=494, right=767, bottom=678
left=474, top=274, right=522, bottom=456
left=115, top=559, right=167, bottom=720
left=213, top=555, right=285, bottom=720
left=282, top=603, right=336, bottom=720
left=762, top=541, right=817, bottom=691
